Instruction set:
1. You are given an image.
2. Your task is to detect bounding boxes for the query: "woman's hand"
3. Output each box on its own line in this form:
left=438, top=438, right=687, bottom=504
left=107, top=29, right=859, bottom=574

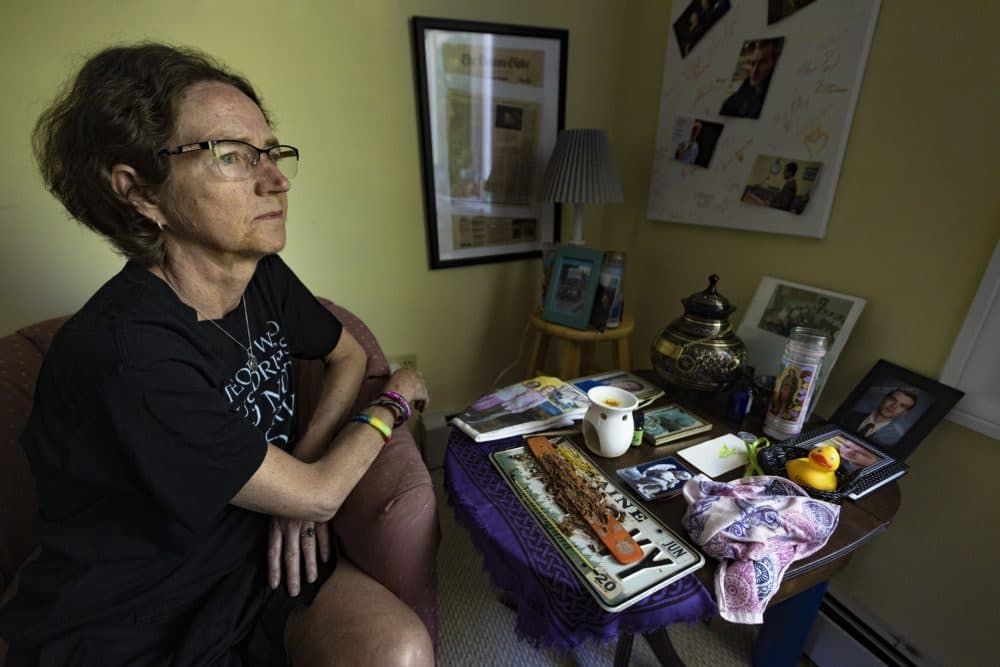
left=267, top=516, right=331, bottom=596
left=384, top=368, right=430, bottom=414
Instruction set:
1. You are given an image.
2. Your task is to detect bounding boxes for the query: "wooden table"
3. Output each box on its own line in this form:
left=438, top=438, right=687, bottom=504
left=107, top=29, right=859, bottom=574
left=444, top=371, right=900, bottom=666
left=585, top=373, right=901, bottom=666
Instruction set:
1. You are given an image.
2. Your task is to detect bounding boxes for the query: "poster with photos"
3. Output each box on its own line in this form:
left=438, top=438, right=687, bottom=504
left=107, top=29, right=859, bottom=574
left=648, top=1, right=882, bottom=238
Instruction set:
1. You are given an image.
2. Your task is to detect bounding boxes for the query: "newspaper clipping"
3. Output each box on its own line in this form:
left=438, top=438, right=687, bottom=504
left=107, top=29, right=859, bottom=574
left=440, top=44, right=546, bottom=251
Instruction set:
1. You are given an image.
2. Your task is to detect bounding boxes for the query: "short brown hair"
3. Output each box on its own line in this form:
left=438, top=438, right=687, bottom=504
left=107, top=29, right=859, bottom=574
left=33, top=43, right=269, bottom=266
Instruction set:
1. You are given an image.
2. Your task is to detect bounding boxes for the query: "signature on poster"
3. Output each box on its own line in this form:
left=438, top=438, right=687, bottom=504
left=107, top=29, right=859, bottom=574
left=815, top=79, right=848, bottom=94
left=694, top=78, right=728, bottom=105
left=798, top=50, right=841, bottom=76
left=694, top=192, right=714, bottom=208
left=774, top=95, right=810, bottom=133
left=718, top=138, right=753, bottom=172
left=681, top=56, right=710, bottom=82
left=803, top=124, right=829, bottom=157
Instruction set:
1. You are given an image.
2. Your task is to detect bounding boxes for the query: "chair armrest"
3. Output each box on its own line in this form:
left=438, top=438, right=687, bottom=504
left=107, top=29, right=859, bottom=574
left=293, top=297, right=440, bottom=645
left=332, top=425, right=440, bottom=644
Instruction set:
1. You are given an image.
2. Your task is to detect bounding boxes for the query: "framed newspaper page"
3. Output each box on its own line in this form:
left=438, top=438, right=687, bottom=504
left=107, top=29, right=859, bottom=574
left=412, top=17, right=567, bottom=269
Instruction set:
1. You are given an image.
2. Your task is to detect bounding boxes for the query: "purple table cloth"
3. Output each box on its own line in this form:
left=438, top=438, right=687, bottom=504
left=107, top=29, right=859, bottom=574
left=444, top=427, right=716, bottom=652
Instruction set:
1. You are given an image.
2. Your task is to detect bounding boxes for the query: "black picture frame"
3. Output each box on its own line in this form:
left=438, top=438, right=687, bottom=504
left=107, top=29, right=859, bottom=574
left=829, top=359, right=965, bottom=461
left=411, top=17, right=567, bottom=269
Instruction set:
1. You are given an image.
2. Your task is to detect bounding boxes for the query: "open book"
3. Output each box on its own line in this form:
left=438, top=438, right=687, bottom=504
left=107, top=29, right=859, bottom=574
left=450, top=376, right=590, bottom=442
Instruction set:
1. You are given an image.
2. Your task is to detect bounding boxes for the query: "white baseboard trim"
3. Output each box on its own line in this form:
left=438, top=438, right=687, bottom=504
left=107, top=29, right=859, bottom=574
left=805, top=594, right=939, bottom=667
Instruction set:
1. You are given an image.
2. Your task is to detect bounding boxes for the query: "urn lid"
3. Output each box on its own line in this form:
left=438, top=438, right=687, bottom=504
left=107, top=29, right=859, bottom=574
left=681, top=274, right=737, bottom=318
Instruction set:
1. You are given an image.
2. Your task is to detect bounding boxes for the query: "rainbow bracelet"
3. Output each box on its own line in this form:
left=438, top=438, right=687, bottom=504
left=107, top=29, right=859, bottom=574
left=351, top=413, right=392, bottom=443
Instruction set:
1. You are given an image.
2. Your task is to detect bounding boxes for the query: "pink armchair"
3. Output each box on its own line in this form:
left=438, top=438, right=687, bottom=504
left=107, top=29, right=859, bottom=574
left=0, top=298, right=440, bottom=662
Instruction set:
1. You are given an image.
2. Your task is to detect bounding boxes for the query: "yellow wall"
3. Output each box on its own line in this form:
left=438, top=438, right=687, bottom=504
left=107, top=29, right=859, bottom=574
left=2, top=1, right=997, bottom=665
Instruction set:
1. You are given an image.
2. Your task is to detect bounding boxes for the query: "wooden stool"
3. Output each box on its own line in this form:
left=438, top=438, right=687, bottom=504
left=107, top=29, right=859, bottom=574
left=527, top=311, right=635, bottom=379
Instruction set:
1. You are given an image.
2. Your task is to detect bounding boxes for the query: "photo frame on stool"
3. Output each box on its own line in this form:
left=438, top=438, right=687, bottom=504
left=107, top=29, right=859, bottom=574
left=541, top=245, right=603, bottom=330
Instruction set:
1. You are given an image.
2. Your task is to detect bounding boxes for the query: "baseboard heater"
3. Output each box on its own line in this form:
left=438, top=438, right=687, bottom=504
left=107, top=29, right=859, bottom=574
left=805, top=595, right=922, bottom=667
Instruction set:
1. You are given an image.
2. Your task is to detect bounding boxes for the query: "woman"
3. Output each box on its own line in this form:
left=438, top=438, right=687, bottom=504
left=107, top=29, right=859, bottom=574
left=0, top=43, right=432, bottom=665
left=769, top=364, right=802, bottom=420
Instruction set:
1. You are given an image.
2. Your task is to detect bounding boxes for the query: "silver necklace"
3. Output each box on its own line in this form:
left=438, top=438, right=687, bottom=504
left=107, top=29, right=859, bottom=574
left=161, top=269, right=259, bottom=372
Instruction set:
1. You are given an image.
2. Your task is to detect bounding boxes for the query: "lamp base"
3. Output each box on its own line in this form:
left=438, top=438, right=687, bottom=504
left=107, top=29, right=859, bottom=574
left=570, top=202, right=585, bottom=245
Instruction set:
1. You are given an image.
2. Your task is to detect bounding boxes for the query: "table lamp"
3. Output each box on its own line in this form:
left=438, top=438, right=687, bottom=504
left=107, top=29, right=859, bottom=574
left=540, top=129, right=623, bottom=246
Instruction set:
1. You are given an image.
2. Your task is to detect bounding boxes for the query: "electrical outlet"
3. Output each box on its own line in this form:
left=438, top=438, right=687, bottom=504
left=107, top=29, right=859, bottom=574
left=389, top=354, right=417, bottom=372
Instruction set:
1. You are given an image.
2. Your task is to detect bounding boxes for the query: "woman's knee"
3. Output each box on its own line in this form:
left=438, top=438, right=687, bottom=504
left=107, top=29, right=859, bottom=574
left=368, top=616, right=434, bottom=667
left=285, top=560, right=434, bottom=666
left=291, top=612, right=433, bottom=666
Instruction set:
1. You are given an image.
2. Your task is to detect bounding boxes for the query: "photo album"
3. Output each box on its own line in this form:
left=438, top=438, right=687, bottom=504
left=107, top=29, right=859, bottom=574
left=449, top=376, right=590, bottom=442
left=569, top=371, right=664, bottom=408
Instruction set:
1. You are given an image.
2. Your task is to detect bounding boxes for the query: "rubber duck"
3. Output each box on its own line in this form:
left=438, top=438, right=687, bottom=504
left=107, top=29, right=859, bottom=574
left=786, top=445, right=840, bottom=492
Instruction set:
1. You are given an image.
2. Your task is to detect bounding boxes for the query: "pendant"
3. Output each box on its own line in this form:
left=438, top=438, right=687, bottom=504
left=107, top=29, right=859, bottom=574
left=248, top=352, right=259, bottom=372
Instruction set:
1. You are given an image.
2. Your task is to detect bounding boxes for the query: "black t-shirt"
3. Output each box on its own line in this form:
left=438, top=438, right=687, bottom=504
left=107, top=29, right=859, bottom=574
left=0, top=255, right=341, bottom=653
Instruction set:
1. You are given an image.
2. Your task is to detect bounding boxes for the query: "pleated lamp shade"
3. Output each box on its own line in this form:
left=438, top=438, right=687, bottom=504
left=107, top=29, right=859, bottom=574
left=540, top=129, right=623, bottom=244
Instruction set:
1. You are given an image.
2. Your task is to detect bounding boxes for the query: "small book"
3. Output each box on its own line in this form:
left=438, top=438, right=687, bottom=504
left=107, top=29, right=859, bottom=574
left=641, top=404, right=712, bottom=446
left=616, top=455, right=695, bottom=501
left=569, top=370, right=665, bottom=408
left=778, top=426, right=907, bottom=500
left=450, top=376, right=590, bottom=443
left=677, top=433, right=749, bottom=477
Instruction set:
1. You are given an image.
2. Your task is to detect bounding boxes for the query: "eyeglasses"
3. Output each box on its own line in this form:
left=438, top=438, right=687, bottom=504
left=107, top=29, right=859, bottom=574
left=158, top=140, right=299, bottom=180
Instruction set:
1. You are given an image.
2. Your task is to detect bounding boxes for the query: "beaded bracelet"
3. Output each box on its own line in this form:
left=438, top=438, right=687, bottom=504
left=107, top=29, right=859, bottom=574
left=368, top=397, right=407, bottom=427
left=350, top=413, right=392, bottom=443
left=381, top=391, right=412, bottom=420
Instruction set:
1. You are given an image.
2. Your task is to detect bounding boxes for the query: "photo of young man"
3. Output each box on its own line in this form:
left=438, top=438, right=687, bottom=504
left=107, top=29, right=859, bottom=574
left=719, top=38, right=784, bottom=119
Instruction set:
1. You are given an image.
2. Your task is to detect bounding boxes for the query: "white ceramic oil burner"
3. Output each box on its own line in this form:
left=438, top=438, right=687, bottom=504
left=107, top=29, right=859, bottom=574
left=582, top=386, right=639, bottom=458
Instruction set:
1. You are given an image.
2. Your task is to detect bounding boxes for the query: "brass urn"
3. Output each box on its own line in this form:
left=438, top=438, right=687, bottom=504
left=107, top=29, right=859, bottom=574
left=650, top=274, right=749, bottom=392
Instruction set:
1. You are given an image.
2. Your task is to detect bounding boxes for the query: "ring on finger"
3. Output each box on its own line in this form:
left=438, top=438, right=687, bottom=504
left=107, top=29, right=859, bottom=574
left=303, top=527, right=315, bottom=539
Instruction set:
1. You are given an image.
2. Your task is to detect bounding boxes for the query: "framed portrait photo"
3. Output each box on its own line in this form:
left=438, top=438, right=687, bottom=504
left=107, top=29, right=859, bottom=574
left=830, top=359, right=965, bottom=461
left=736, top=276, right=866, bottom=410
left=411, top=17, right=568, bottom=269
left=541, top=245, right=603, bottom=330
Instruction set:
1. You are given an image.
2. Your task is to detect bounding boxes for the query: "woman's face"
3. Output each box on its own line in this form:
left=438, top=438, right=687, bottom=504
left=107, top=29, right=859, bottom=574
left=154, top=81, right=290, bottom=264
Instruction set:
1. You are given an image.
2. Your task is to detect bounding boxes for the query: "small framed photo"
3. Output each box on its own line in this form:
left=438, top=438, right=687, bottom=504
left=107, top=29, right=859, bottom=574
left=411, top=17, right=568, bottom=269
left=616, top=455, right=694, bottom=501
left=805, top=431, right=888, bottom=475
left=830, top=359, right=965, bottom=461
left=643, top=405, right=712, bottom=445
left=541, top=245, right=604, bottom=330
left=737, top=276, right=866, bottom=411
